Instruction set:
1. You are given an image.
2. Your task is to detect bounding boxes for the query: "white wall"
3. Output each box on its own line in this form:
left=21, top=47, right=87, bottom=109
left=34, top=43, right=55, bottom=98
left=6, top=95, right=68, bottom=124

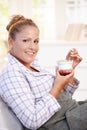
left=55, top=0, right=67, bottom=39
left=8, top=0, right=33, bottom=18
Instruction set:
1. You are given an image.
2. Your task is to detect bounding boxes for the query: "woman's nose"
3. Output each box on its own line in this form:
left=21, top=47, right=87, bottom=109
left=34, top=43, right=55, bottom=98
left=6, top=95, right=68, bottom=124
left=27, top=41, right=35, bottom=49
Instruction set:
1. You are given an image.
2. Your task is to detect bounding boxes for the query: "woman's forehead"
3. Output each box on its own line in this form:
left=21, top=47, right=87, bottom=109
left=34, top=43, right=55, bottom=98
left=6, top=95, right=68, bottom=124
left=15, top=27, right=39, bottom=39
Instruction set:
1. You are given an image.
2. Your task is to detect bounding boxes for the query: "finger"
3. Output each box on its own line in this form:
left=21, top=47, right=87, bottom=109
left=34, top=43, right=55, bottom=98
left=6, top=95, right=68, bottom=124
left=66, top=48, right=77, bottom=59
left=70, top=49, right=78, bottom=55
left=65, top=69, right=74, bottom=78
left=76, top=55, right=83, bottom=61
left=70, top=48, right=78, bottom=53
left=55, top=66, right=62, bottom=77
left=70, top=54, right=82, bottom=61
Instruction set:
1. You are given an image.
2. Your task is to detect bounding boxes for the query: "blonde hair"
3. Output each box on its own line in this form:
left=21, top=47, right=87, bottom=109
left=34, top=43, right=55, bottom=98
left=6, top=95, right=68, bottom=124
left=6, top=14, right=39, bottom=39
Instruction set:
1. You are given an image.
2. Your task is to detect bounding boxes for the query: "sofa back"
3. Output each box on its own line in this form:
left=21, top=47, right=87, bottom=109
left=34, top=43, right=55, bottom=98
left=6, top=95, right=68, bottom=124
left=0, top=97, right=24, bottom=130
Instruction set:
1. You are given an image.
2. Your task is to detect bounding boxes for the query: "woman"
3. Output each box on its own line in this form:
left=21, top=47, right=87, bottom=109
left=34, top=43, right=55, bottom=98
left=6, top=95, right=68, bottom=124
left=0, top=15, right=86, bottom=130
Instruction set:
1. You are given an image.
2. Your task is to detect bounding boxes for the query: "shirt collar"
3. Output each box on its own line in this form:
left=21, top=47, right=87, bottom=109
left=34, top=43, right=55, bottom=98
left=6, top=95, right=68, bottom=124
left=7, top=53, right=41, bottom=71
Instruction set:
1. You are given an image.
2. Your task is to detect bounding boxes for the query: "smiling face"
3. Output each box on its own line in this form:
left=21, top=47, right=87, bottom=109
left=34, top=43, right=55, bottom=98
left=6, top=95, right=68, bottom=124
left=8, top=26, right=39, bottom=68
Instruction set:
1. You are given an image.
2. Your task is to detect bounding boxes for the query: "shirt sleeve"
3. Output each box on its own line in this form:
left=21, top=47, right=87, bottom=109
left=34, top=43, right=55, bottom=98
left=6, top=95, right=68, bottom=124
left=62, top=78, right=80, bottom=96
left=1, top=69, right=61, bottom=130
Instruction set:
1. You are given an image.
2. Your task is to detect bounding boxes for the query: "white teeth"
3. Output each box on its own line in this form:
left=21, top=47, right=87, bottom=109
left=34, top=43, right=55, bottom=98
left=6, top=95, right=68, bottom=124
left=29, top=52, right=33, bottom=54
left=27, top=52, right=34, bottom=55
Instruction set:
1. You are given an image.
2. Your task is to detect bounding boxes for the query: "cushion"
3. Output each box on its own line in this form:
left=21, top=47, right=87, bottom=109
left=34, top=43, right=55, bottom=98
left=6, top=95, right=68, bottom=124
left=0, top=97, right=24, bottom=130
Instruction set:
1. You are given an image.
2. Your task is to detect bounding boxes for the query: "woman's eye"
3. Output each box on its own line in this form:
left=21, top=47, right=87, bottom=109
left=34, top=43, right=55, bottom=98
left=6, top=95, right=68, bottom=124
left=34, top=40, right=39, bottom=44
left=23, top=39, right=28, bottom=42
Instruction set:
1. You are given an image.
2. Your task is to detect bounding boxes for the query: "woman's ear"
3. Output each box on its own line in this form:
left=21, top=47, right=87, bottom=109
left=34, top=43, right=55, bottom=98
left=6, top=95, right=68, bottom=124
left=8, top=36, right=13, bottom=51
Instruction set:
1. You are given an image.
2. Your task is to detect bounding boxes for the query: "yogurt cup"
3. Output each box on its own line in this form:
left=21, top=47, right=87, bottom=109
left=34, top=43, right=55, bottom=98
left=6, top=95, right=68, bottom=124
left=57, top=60, right=73, bottom=76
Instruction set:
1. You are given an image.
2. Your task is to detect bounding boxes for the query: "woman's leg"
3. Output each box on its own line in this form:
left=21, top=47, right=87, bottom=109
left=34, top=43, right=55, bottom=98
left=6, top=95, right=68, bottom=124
left=37, top=92, right=78, bottom=130
left=66, top=101, right=87, bottom=130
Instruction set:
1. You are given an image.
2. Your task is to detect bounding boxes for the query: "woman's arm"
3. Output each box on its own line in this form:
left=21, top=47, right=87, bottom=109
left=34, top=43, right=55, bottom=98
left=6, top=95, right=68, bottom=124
left=0, top=69, right=61, bottom=130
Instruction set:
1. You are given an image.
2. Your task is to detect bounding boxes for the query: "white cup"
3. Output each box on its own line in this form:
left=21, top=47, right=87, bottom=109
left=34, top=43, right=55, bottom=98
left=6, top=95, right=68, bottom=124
left=57, top=60, right=73, bottom=76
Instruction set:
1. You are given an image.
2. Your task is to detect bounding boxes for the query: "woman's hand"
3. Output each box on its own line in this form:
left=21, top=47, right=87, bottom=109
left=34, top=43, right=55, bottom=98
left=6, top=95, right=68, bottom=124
left=50, top=67, right=74, bottom=98
left=66, top=48, right=82, bottom=69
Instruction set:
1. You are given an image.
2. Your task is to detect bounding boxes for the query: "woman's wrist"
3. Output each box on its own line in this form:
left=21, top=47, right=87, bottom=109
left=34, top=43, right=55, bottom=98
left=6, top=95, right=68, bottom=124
left=69, top=78, right=76, bottom=86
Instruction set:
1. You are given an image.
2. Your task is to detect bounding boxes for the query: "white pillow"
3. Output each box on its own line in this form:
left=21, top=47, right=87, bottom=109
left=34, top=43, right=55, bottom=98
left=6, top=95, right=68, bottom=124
left=0, top=97, right=24, bottom=130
